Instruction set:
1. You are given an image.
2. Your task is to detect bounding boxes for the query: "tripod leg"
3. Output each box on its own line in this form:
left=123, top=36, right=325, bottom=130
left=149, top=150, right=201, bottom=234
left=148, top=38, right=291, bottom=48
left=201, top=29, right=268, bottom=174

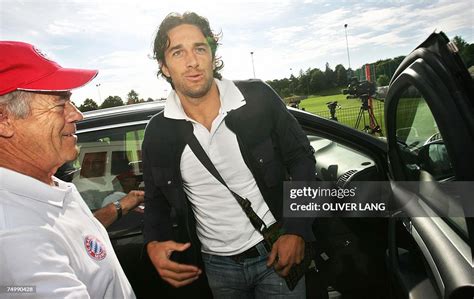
left=355, top=108, right=363, bottom=129
left=368, top=107, right=383, bottom=136
left=359, top=109, right=371, bottom=133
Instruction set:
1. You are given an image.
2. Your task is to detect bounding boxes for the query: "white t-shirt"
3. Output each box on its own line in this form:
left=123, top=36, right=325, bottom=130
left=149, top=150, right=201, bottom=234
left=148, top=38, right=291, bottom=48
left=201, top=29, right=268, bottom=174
left=163, top=78, right=276, bottom=255
left=0, top=167, right=135, bottom=298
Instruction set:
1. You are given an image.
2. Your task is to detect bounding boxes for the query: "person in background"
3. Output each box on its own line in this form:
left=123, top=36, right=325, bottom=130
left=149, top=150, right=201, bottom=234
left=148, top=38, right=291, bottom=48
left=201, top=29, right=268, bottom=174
left=55, top=162, right=145, bottom=228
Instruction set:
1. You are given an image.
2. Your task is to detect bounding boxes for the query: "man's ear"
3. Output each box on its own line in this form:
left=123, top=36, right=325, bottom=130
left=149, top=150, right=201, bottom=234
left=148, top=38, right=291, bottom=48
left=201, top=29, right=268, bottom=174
left=160, top=62, right=170, bottom=78
left=0, top=108, right=14, bottom=138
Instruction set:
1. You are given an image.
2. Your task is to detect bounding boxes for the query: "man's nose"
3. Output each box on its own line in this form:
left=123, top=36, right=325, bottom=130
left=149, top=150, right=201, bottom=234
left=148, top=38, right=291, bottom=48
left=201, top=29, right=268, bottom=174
left=65, top=101, right=84, bottom=123
left=186, top=52, right=198, bottom=68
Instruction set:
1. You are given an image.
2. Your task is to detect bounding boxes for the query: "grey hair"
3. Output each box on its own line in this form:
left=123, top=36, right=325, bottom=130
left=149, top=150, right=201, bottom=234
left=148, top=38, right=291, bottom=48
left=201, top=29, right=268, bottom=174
left=0, top=91, right=32, bottom=119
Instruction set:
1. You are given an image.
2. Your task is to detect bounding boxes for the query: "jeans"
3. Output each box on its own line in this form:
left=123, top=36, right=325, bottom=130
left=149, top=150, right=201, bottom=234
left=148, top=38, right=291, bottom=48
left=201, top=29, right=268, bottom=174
left=201, top=241, right=306, bottom=299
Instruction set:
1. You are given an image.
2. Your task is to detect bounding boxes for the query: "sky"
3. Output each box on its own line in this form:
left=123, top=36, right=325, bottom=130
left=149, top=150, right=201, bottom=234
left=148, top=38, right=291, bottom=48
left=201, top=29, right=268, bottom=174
left=1, top=0, right=473, bottom=105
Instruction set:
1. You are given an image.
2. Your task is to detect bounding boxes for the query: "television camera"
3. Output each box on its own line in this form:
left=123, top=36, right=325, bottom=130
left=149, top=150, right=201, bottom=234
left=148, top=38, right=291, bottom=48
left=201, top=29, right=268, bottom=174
left=342, top=77, right=376, bottom=100
left=342, top=78, right=382, bottom=135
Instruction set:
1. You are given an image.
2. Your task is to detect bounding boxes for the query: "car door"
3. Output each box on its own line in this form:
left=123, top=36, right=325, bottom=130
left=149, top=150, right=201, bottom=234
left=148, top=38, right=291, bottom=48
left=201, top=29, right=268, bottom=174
left=385, top=32, right=474, bottom=298
left=72, top=122, right=167, bottom=298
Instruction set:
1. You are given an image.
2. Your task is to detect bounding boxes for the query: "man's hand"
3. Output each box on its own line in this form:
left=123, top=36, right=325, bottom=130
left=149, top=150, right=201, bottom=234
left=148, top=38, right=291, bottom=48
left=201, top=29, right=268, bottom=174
left=266, top=234, right=305, bottom=277
left=147, top=241, right=202, bottom=287
left=93, top=190, right=145, bottom=228
left=120, top=190, right=144, bottom=215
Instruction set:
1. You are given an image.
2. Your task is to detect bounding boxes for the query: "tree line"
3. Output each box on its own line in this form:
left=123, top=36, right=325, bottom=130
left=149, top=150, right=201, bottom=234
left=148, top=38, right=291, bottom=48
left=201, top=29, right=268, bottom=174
left=267, top=35, right=473, bottom=98
left=266, top=56, right=404, bottom=99
left=78, top=89, right=163, bottom=112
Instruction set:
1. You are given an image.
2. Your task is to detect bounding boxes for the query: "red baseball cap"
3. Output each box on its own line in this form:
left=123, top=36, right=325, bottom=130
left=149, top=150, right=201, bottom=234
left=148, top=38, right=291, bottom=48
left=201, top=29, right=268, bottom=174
left=0, top=41, right=98, bottom=96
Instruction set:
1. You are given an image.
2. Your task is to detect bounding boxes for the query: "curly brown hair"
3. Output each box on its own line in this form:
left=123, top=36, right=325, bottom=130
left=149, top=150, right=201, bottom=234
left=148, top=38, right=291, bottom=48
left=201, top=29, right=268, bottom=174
left=153, top=12, right=223, bottom=87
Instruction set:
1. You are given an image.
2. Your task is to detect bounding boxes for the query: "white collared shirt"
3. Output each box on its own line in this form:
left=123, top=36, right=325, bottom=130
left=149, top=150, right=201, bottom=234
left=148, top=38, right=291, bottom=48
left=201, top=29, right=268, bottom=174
left=164, top=78, right=276, bottom=255
left=0, top=167, right=135, bottom=298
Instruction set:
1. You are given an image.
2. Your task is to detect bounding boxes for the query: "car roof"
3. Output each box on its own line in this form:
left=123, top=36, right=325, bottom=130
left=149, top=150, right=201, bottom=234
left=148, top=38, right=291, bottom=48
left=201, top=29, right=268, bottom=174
left=78, top=101, right=166, bottom=131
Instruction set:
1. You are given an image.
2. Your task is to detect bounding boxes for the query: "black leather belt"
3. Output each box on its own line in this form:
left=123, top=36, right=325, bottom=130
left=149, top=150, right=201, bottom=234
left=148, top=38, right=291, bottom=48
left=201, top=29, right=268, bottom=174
left=229, top=240, right=267, bottom=263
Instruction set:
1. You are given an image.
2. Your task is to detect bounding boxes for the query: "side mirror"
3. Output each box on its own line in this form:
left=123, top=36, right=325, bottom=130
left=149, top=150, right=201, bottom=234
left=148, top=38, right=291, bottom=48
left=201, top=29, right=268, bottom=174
left=418, top=141, right=454, bottom=180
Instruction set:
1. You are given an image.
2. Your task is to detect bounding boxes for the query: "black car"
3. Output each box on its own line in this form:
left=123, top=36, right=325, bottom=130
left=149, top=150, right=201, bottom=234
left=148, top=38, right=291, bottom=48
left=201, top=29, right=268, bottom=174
left=67, top=32, right=473, bottom=298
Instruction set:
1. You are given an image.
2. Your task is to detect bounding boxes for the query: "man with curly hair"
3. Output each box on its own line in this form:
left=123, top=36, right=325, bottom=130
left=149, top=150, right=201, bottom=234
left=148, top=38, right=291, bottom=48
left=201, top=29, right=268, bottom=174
left=143, top=12, right=315, bottom=298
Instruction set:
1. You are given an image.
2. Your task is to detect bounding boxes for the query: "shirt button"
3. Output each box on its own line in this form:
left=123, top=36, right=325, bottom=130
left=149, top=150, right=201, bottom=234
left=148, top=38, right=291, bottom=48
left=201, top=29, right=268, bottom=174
left=167, top=180, right=172, bottom=185
left=259, top=158, right=264, bottom=163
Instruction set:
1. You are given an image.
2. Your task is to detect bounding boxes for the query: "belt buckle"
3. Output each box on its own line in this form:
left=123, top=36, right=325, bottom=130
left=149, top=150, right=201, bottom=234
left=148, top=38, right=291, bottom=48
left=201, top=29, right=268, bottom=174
left=230, top=254, right=244, bottom=263
left=229, top=242, right=261, bottom=263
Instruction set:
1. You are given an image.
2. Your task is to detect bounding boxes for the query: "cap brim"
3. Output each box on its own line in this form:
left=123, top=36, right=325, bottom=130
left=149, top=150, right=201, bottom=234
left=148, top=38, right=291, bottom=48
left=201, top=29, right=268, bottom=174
left=17, top=67, right=98, bottom=93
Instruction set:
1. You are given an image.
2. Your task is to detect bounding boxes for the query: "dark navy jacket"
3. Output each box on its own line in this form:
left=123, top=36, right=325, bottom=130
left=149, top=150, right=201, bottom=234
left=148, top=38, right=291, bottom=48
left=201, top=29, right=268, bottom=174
left=142, top=79, right=316, bottom=265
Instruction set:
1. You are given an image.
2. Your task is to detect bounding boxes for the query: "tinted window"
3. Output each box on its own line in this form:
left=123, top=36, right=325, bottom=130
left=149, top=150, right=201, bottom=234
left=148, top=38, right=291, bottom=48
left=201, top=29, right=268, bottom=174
left=395, top=86, right=453, bottom=181
left=394, top=85, right=466, bottom=239
left=72, top=125, right=145, bottom=210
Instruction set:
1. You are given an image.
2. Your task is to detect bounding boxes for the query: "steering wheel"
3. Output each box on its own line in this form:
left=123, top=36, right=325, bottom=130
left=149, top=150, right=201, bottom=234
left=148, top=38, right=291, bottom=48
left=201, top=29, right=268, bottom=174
left=424, top=132, right=442, bottom=145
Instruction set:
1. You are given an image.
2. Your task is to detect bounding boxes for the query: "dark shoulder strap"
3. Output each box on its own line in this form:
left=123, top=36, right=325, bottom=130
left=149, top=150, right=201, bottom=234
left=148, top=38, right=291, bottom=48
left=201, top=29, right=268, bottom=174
left=186, top=133, right=268, bottom=233
left=186, top=133, right=227, bottom=187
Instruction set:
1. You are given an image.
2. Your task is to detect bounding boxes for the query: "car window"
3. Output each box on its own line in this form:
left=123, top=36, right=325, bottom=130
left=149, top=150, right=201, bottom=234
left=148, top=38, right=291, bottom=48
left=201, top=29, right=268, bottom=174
left=394, top=84, right=467, bottom=240
left=395, top=86, right=454, bottom=181
left=72, top=125, right=146, bottom=211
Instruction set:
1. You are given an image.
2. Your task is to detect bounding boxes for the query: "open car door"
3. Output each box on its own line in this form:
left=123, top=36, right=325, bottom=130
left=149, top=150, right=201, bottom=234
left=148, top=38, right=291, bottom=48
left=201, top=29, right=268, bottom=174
left=385, top=32, right=474, bottom=298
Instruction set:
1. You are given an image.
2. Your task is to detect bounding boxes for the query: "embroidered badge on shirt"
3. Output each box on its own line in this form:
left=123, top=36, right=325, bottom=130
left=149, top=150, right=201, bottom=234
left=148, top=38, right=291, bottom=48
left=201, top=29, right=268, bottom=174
left=84, top=235, right=107, bottom=261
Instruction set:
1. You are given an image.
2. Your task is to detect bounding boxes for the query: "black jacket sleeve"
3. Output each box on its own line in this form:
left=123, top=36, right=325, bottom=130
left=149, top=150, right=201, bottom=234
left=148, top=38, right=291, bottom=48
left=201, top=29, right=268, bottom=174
left=142, top=119, right=174, bottom=244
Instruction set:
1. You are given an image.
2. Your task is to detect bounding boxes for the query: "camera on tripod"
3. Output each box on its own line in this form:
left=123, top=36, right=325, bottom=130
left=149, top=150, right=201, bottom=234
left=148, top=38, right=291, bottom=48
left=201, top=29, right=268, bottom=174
left=326, top=101, right=341, bottom=121
left=341, top=78, right=382, bottom=136
left=342, top=77, right=376, bottom=100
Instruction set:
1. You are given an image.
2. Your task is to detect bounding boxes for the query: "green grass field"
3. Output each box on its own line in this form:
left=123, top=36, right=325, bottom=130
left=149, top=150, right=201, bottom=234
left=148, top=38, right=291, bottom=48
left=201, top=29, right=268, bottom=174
left=299, top=93, right=360, bottom=113
left=297, top=90, right=438, bottom=141
left=298, top=91, right=386, bottom=135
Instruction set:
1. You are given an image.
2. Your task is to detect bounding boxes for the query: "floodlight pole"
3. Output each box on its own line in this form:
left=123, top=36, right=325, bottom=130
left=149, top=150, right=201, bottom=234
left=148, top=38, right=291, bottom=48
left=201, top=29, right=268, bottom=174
left=250, top=51, right=256, bottom=78
left=96, top=83, right=102, bottom=102
left=289, top=68, right=293, bottom=94
left=344, top=24, right=352, bottom=71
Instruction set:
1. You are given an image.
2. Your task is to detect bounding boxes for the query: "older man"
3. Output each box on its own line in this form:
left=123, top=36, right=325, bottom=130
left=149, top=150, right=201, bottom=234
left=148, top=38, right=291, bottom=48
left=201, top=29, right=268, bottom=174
left=0, top=41, right=135, bottom=298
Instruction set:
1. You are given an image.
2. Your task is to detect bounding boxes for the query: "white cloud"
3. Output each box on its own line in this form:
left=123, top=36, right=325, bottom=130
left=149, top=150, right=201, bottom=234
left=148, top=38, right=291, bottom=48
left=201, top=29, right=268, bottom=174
left=47, top=20, right=81, bottom=35
left=1, top=0, right=472, bottom=104
left=74, top=49, right=166, bottom=103
left=266, top=26, right=306, bottom=44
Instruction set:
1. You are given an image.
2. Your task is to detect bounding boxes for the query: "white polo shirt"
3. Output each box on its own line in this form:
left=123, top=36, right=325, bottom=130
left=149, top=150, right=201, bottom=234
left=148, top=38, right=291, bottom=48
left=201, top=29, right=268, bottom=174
left=164, top=78, right=276, bottom=255
left=0, top=167, right=135, bottom=299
